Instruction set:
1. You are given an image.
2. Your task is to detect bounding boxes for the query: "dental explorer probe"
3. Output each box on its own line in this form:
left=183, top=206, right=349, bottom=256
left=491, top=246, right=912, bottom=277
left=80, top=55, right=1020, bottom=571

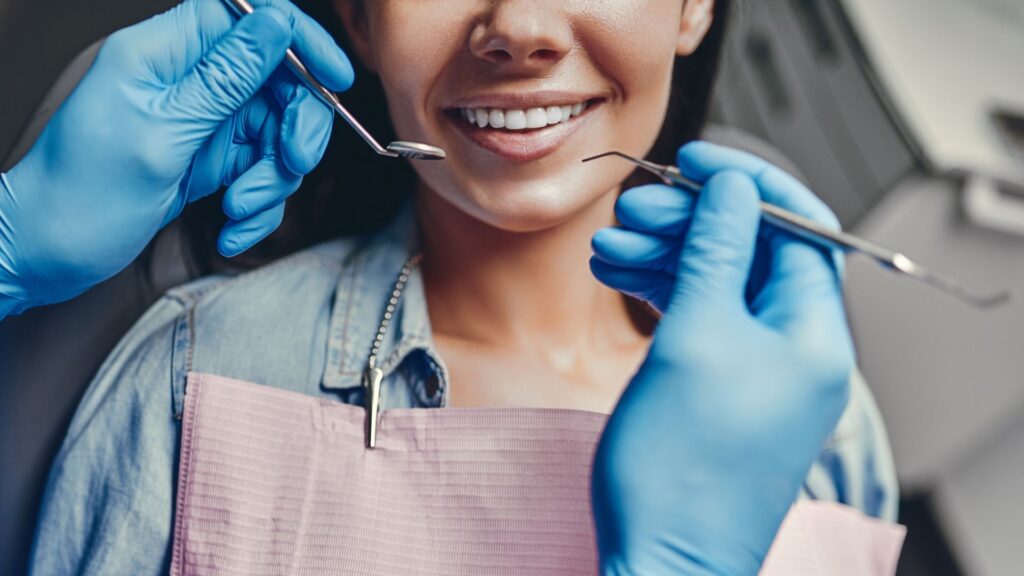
left=583, top=151, right=1015, bottom=309
left=221, top=0, right=446, bottom=161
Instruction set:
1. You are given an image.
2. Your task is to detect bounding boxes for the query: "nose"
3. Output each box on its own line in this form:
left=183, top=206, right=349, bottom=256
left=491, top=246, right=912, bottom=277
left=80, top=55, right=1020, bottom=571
left=469, top=0, right=572, bottom=71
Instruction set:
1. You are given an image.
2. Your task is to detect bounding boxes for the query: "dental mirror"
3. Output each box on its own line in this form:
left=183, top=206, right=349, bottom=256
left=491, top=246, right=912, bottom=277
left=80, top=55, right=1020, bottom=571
left=386, top=142, right=447, bottom=161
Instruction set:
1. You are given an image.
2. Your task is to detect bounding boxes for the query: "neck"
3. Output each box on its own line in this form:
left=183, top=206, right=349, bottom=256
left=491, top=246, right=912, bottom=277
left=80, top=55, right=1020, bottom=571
left=417, top=187, right=651, bottom=364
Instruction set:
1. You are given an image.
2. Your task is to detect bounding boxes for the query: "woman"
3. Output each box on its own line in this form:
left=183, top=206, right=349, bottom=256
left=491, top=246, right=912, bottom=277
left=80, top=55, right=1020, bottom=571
left=31, top=0, right=897, bottom=573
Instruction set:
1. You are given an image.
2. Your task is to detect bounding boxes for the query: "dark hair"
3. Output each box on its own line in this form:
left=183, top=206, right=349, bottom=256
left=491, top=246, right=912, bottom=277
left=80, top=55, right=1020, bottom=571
left=184, top=0, right=732, bottom=273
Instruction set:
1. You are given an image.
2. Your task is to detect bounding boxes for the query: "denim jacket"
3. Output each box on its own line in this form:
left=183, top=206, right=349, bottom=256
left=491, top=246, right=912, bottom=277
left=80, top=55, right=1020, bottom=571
left=30, top=201, right=899, bottom=575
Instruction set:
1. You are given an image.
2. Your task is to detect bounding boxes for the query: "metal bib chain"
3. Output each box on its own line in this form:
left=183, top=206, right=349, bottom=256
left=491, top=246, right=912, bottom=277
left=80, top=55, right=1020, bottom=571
left=364, top=253, right=423, bottom=448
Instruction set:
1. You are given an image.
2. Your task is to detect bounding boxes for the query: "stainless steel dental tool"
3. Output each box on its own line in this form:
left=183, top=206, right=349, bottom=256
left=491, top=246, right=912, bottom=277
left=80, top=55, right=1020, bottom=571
left=583, top=151, right=1015, bottom=309
left=221, top=0, right=446, bottom=161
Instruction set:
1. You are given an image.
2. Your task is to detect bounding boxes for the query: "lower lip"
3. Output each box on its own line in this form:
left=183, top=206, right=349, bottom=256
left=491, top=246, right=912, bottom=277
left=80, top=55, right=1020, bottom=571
left=444, top=102, right=602, bottom=163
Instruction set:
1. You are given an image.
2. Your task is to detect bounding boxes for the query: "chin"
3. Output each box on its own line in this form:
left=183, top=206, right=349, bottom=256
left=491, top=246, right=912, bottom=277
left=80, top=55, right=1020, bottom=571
left=446, top=179, right=608, bottom=233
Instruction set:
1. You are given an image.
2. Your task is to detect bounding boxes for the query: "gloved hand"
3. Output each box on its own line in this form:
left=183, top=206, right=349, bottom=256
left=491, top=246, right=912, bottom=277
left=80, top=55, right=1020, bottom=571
left=0, top=0, right=353, bottom=316
left=590, top=142, right=855, bottom=575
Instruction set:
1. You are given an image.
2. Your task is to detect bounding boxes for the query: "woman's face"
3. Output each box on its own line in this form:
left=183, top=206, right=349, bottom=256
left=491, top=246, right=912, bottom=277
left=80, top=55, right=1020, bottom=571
left=337, top=0, right=715, bottom=232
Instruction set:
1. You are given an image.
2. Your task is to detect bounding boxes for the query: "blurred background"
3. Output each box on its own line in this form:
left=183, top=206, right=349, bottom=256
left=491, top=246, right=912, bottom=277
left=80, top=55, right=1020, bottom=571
left=2, top=0, right=1023, bottom=574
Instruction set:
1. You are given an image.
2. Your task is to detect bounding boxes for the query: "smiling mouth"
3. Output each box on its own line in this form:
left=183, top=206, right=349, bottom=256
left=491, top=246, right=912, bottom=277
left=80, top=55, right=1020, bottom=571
left=454, top=98, right=596, bottom=130
left=443, top=98, right=605, bottom=162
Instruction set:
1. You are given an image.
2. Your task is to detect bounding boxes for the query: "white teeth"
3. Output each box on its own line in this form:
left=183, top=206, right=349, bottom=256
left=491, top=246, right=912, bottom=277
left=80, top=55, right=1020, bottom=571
left=505, top=110, right=527, bottom=130
left=488, top=109, right=505, bottom=128
left=459, top=100, right=591, bottom=130
left=525, top=108, right=548, bottom=129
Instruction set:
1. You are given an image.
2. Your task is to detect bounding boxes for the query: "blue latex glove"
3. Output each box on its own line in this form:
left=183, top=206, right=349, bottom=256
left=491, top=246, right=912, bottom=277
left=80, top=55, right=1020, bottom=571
left=0, top=0, right=353, bottom=317
left=590, top=142, right=855, bottom=575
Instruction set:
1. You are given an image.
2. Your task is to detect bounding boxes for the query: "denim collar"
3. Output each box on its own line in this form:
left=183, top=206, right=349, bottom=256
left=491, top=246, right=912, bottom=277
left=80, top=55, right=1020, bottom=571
left=321, top=199, right=447, bottom=398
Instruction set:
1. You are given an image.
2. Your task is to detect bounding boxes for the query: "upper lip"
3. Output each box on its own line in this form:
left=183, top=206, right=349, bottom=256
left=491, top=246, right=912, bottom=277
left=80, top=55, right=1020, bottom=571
left=444, top=90, right=607, bottom=111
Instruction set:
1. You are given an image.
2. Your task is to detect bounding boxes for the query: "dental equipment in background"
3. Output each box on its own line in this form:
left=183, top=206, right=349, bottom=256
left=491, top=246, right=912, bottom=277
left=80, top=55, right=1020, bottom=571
left=583, top=151, right=1015, bottom=309
left=221, top=0, right=446, bottom=161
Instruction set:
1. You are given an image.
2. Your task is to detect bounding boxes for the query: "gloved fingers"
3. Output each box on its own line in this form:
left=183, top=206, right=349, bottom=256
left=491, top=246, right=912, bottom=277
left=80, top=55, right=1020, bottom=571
left=119, top=0, right=350, bottom=94
left=219, top=138, right=295, bottom=259
left=236, top=88, right=277, bottom=143
left=222, top=153, right=302, bottom=222
left=615, top=184, right=696, bottom=236
left=753, top=240, right=855, bottom=395
left=124, top=0, right=352, bottom=92
left=277, top=82, right=334, bottom=175
left=102, top=0, right=234, bottom=84
left=262, top=72, right=334, bottom=175
left=182, top=92, right=271, bottom=205
left=250, top=0, right=355, bottom=92
left=751, top=165, right=847, bottom=278
left=226, top=91, right=287, bottom=190
left=224, top=143, right=261, bottom=186
left=592, top=227, right=681, bottom=274
left=164, top=8, right=293, bottom=128
left=183, top=117, right=237, bottom=204
left=218, top=200, right=287, bottom=257
left=590, top=257, right=674, bottom=312
left=669, top=170, right=761, bottom=314
left=676, top=140, right=847, bottom=323
left=258, top=96, right=285, bottom=159
left=753, top=164, right=841, bottom=234
left=750, top=233, right=848, bottom=341
left=677, top=141, right=839, bottom=230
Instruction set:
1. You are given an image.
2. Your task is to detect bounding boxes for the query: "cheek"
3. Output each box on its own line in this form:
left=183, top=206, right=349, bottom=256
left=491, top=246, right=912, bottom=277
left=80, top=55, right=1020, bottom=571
left=589, top=31, right=678, bottom=155
left=369, top=4, right=469, bottom=137
left=582, top=0, right=682, bottom=110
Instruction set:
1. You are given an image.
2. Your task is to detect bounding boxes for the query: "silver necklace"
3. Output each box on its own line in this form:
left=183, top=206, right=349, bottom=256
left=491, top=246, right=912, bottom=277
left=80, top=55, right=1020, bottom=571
left=364, top=253, right=423, bottom=449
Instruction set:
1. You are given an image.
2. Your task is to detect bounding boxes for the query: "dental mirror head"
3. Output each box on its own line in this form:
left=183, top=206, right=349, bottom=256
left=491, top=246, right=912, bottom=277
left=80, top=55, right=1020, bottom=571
left=386, top=141, right=447, bottom=161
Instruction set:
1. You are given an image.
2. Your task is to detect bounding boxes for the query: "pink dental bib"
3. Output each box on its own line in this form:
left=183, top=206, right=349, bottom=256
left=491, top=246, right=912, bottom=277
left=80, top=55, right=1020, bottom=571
left=171, top=373, right=905, bottom=575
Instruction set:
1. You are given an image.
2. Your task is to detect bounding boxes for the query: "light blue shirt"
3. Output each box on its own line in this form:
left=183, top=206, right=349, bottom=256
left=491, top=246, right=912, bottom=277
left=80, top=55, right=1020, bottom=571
left=29, top=202, right=899, bottom=575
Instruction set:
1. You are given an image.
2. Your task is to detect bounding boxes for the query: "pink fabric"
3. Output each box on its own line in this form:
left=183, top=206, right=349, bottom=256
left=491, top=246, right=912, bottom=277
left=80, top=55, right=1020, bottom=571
left=760, top=501, right=906, bottom=574
left=171, top=373, right=905, bottom=575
